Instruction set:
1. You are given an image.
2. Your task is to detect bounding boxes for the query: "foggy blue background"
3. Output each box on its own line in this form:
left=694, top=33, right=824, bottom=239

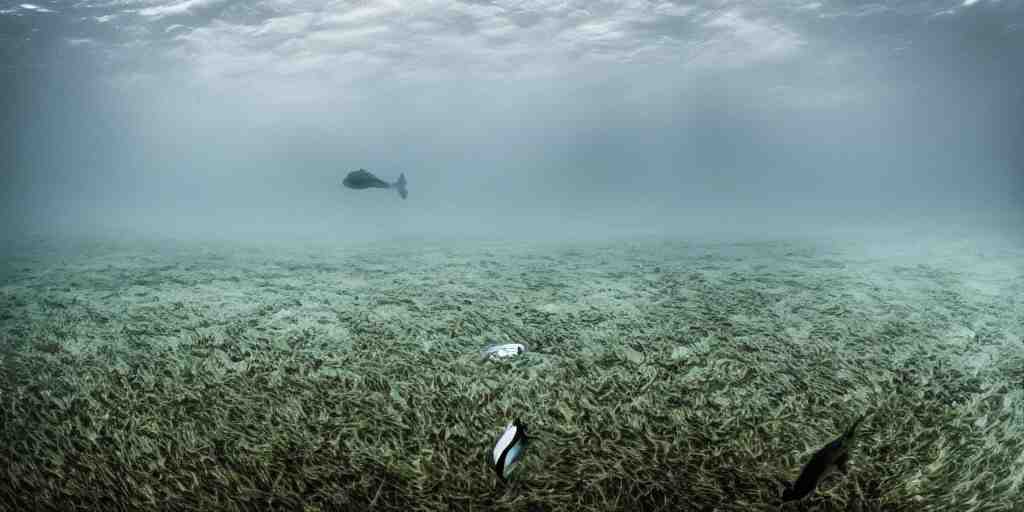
left=2, top=0, right=1022, bottom=242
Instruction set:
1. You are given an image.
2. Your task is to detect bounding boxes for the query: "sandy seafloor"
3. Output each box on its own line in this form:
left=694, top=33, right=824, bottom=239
left=0, top=232, right=1022, bottom=511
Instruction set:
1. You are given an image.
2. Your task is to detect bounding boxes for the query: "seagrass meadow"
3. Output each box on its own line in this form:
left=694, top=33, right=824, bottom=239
left=1, top=234, right=1022, bottom=511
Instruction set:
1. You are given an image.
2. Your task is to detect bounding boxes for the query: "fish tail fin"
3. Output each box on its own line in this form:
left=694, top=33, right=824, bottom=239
left=845, top=413, right=867, bottom=440
left=394, top=173, right=407, bottom=199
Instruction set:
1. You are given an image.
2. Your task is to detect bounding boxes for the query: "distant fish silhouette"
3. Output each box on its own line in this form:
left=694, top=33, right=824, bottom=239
left=782, top=414, right=867, bottom=502
left=342, top=169, right=407, bottom=199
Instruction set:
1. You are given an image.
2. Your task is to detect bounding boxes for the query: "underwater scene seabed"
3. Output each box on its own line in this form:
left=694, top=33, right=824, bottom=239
left=1, top=236, right=1022, bottom=511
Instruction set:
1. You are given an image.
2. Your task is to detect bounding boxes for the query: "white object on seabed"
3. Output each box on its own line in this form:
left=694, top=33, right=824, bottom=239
left=480, top=342, right=528, bottom=361
left=492, top=418, right=527, bottom=480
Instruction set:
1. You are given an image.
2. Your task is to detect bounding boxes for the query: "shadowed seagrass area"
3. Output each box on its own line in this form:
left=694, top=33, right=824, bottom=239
left=1, top=236, right=1022, bottom=511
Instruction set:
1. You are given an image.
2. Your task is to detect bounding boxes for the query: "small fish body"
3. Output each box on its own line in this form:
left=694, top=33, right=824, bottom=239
left=492, top=418, right=528, bottom=480
left=342, top=169, right=390, bottom=189
left=480, top=342, right=528, bottom=362
left=342, top=169, right=408, bottom=199
left=782, top=414, right=866, bottom=502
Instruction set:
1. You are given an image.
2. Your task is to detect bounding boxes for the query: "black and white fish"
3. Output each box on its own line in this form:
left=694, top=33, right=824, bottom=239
left=480, top=341, right=528, bottom=362
left=342, top=169, right=408, bottom=199
left=782, top=414, right=867, bottom=502
left=492, top=418, right=528, bottom=480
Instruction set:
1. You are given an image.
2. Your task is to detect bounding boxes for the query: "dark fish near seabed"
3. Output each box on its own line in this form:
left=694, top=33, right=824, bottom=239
left=782, top=414, right=867, bottom=502
left=342, top=169, right=408, bottom=199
